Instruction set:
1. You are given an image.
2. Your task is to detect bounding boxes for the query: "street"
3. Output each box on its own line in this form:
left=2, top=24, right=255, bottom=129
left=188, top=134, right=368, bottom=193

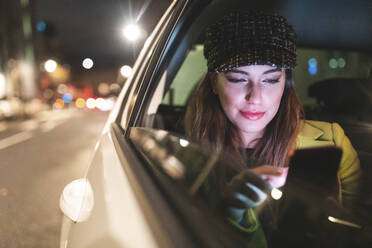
left=0, top=109, right=108, bottom=248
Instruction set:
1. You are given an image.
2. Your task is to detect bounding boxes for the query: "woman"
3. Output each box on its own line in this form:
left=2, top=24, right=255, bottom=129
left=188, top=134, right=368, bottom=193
left=185, top=10, right=361, bottom=233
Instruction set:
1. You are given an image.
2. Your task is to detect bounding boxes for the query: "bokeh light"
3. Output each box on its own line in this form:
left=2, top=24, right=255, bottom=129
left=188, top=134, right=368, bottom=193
left=179, top=138, right=189, bottom=147
left=338, top=58, right=346, bottom=68
left=110, top=83, right=121, bottom=94
left=57, top=84, right=67, bottom=94
left=43, top=89, right=54, bottom=100
left=86, top=98, right=96, bottom=109
left=62, top=93, right=73, bottom=103
left=75, top=98, right=85, bottom=108
left=82, top=58, right=94, bottom=69
left=36, top=21, right=46, bottom=32
left=95, top=98, right=105, bottom=110
left=120, top=65, right=132, bottom=78
left=44, top=59, right=57, bottom=72
left=308, top=66, right=318, bottom=75
left=329, top=58, right=338, bottom=69
left=98, top=83, right=110, bottom=95
left=308, top=58, right=318, bottom=75
left=308, top=58, right=317, bottom=67
left=96, top=98, right=115, bottom=111
left=122, top=24, right=141, bottom=41
left=103, top=99, right=115, bottom=111
left=271, top=188, right=283, bottom=200
left=55, top=98, right=64, bottom=109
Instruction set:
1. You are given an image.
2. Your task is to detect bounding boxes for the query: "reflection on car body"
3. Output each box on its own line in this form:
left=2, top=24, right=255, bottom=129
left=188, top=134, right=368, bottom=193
left=60, top=0, right=372, bottom=247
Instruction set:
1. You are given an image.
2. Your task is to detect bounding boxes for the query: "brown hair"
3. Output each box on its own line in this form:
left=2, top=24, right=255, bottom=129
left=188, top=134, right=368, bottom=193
left=185, top=69, right=303, bottom=171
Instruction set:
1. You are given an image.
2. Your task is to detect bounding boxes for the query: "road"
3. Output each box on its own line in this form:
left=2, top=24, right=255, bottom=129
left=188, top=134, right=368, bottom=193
left=0, top=109, right=108, bottom=248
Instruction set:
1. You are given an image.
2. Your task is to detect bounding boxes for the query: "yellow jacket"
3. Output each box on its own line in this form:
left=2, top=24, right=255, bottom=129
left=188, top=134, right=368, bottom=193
left=238, top=120, right=362, bottom=248
left=296, top=120, right=362, bottom=207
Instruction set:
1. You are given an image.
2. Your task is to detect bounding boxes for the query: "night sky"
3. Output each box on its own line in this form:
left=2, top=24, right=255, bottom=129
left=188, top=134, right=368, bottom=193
left=34, top=0, right=172, bottom=69
left=34, top=0, right=372, bottom=71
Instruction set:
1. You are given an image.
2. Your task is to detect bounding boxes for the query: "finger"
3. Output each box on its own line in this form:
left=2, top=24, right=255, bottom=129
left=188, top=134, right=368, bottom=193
left=241, top=171, right=270, bottom=191
left=224, top=195, right=250, bottom=209
left=237, top=185, right=268, bottom=208
left=252, top=165, right=283, bottom=176
left=238, top=183, right=260, bottom=201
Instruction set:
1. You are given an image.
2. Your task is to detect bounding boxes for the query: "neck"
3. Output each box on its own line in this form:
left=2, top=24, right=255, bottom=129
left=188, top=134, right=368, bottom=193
left=240, top=130, right=264, bottom=148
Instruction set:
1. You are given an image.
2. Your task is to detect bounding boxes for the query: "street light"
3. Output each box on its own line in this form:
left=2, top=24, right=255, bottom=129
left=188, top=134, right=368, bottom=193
left=44, top=59, right=57, bottom=72
left=82, top=58, right=94, bottom=69
left=120, top=65, right=132, bottom=78
left=122, top=24, right=141, bottom=41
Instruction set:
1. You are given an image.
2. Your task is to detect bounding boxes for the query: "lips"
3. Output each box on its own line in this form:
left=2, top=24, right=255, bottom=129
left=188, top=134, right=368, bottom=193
left=240, top=111, right=265, bottom=120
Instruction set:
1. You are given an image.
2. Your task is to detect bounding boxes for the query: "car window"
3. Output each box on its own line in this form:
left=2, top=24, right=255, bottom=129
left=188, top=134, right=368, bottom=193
left=162, top=45, right=207, bottom=107
left=119, top=0, right=176, bottom=130
left=129, top=0, right=372, bottom=246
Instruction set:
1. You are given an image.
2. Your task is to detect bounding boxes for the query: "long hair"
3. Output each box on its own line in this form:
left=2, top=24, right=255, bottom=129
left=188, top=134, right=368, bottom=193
left=185, top=69, right=303, bottom=171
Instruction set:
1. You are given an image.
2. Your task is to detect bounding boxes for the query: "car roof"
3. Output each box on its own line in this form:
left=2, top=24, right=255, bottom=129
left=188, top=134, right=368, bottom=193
left=278, top=0, right=372, bottom=53
left=192, top=0, right=372, bottom=54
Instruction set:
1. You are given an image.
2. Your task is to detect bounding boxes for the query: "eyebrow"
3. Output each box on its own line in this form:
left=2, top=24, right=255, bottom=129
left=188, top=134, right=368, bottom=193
left=263, top=68, right=282, bottom=74
left=227, top=68, right=282, bottom=75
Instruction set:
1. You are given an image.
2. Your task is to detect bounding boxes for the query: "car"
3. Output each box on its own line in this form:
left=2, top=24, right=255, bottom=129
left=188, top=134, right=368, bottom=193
left=59, top=0, right=372, bottom=247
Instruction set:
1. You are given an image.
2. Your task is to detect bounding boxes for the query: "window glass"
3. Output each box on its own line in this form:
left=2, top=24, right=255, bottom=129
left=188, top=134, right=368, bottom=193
left=134, top=1, right=372, bottom=246
left=162, top=45, right=207, bottom=106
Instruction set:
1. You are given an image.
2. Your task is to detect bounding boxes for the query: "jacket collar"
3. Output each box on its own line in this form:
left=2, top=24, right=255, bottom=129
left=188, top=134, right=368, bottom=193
left=296, top=121, right=326, bottom=149
left=299, top=120, right=324, bottom=140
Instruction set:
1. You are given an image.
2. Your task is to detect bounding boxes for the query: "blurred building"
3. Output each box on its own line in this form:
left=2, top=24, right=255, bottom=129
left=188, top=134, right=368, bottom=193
left=0, top=0, right=38, bottom=101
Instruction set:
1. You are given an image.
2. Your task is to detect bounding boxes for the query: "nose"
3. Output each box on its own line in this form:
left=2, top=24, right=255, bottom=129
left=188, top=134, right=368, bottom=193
left=245, top=84, right=261, bottom=104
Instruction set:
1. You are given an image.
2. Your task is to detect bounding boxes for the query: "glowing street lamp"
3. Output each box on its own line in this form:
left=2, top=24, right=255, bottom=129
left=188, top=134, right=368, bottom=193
left=44, top=59, right=57, bottom=72
left=82, top=58, right=94, bottom=69
left=122, top=24, right=141, bottom=41
left=120, top=65, right=132, bottom=78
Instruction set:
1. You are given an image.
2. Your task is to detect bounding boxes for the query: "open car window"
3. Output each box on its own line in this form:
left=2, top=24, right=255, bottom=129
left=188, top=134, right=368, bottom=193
left=127, top=0, right=372, bottom=246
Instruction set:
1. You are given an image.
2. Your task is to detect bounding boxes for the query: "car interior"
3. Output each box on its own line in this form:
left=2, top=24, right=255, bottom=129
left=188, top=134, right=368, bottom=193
left=132, top=0, right=372, bottom=245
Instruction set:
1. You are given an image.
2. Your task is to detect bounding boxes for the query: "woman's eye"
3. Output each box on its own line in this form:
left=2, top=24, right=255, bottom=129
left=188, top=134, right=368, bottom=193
left=262, top=78, right=280, bottom=84
left=226, top=77, right=247, bottom=83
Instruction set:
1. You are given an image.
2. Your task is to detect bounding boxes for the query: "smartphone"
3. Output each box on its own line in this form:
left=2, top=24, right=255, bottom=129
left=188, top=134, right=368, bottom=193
left=287, top=146, right=342, bottom=195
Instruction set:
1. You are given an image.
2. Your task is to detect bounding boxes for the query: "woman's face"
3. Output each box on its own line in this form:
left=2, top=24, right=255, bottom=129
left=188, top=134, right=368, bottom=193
left=213, top=65, right=286, bottom=146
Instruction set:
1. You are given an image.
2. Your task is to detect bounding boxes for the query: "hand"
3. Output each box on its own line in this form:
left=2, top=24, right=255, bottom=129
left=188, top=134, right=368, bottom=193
left=251, top=165, right=289, bottom=188
left=222, top=170, right=270, bottom=222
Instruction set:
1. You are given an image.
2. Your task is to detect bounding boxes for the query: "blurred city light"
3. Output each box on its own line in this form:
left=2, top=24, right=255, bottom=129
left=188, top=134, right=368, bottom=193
left=308, top=58, right=318, bottom=75
left=338, top=58, right=346, bottom=68
left=95, top=98, right=114, bottom=111
left=122, top=24, right=141, bottom=41
left=62, top=93, right=73, bottom=103
left=57, top=84, right=67, bottom=94
left=308, top=66, right=318, bottom=75
left=45, top=59, right=57, bottom=72
left=82, top=58, right=94, bottom=69
left=271, top=188, right=283, bottom=200
left=95, top=98, right=105, bottom=110
left=55, top=98, right=64, bottom=109
left=86, top=98, right=96, bottom=109
left=179, top=138, right=189, bottom=147
left=75, top=98, right=85, bottom=108
left=36, top=21, right=46, bottom=32
left=0, top=73, right=5, bottom=98
left=120, top=65, right=132, bottom=78
left=308, top=58, right=317, bottom=67
left=110, top=83, right=121, bottom=94
left=103, top=99, right=115, bottom=111
left=98, top=83, right=110, bottom=95
left=43, top=89, right=53, bottom=100
left=329, top=58, right=338, bottom=69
